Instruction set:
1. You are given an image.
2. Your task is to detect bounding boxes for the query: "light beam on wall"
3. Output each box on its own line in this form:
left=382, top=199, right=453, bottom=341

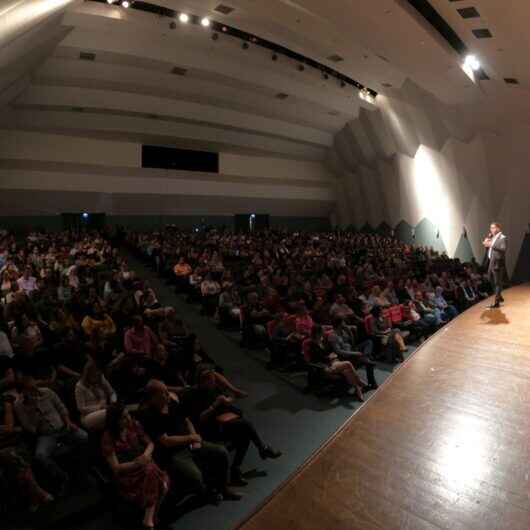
left=412, top=146, right=452, bottom=243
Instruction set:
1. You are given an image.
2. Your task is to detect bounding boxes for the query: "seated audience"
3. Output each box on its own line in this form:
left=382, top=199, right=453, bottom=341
left=371, top=306, right=408, bottom=361
left=328, top=318, right=378, bottom=389
left=75, top=360, right=117, bottom=431
left=218, top=285, right=241, bottom=326
left=430, top=287, right=458, bottom=321
left=14, top=363, right=89, bottom=492
left=183, top=369, right=281, bottom=486
left=0, top=223, right=492, bottom=523
left=139, top=380, right=242, bottom=502
left=124, top=315, right=162, bottom=358
left=307, top=326, right=365, bottom=400
left=200, top=273, right=221, bottom=317
left=102, top=402, right=169, bottom=529
left=242, top=292, right=271, bottom=344
left=81, top=302, right=116, bottom=339
left=17, top=266, right=39, bottom=295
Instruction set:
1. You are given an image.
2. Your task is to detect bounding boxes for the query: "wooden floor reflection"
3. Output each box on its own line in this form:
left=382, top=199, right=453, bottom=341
left=237, top=285, right=530, bottom=530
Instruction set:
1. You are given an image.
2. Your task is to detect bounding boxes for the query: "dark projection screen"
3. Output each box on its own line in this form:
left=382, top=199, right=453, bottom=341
left=141, top=145, right=219, bottom=173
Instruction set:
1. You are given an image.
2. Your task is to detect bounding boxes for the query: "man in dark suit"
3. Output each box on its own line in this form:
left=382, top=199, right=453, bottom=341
left=483, top=222, right=507, bottom=309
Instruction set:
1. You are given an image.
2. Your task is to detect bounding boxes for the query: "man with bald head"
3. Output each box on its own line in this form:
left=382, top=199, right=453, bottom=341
left=138, top=379, right=242, bottom=502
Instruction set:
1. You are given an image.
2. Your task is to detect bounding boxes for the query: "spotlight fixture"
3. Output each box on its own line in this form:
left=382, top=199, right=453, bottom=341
left=179, top=12, right=189, bottom=23
left=106, top=0, right=114, bottom=4
left=200, top=17, right=210, bottom=27
left=359, top=87, right=375, bottom=104
left=340, top=80, right=346, bottom=88
left=272, top=53, right=278, bottom=61
left=242, top=41, right=249, bottom=50
left=322, top=72, right=329, bottom=80
left=298, top=64, right=305, bottom=71
left=212, top=32, right=219, bottom=41
left=169, top=21, right=176, bottom=29
left=221, top=26, right=227, bottom=32
left=464, top=54, right=481, bottom=71
left=121, top=0, right=130, bottom=7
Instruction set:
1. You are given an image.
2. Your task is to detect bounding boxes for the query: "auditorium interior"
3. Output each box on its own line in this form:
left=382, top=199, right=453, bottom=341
left=2, top=1, right=530, bottom=529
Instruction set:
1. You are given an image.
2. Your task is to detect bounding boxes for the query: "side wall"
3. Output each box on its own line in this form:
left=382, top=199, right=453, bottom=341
left=332, top=80, right=530, bottom=276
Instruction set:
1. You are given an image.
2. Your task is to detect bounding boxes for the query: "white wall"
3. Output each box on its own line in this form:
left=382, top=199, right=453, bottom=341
left=0, top=130, right=140, bottom=166
left=219, top=153, right=334, bottom=182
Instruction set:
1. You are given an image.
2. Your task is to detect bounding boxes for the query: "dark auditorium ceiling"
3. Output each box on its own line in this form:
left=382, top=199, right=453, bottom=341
left=2, top=0, right=529, bottom=158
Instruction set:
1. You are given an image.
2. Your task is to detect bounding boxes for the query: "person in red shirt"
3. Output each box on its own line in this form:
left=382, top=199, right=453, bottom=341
left=294, top=303, right=314, bottom=340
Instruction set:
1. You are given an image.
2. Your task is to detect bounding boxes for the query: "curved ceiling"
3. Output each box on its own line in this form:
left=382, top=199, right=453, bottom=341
left=1, top=0, right=529, bottom=159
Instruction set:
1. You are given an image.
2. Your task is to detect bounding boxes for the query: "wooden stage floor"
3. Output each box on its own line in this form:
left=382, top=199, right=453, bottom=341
left=237, top=285, right=530, bottom=530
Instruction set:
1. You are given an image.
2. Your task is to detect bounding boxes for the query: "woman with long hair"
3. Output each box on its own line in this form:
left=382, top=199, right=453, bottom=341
left=101, top=403, right=169, bottom=529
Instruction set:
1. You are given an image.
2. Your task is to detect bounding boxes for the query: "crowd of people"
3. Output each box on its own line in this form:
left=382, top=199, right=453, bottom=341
left=0, top=229, right=281, bottom=528
left=131, top=228, right=493, bottom=399
left=0, top=225, right=493, bottom=527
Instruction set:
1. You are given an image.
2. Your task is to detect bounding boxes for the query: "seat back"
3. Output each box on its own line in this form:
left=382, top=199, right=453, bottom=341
left=389, top=304, right=404, bottom=324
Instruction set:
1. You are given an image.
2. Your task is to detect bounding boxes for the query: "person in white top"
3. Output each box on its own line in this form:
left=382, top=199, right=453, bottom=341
left=17, top=266, right=38, bottom=295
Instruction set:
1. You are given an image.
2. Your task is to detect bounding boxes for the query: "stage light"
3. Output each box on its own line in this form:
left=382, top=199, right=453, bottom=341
left=464, top=54, right=480, bottom=71
left=242, top=41, right=249, bottom=50
left=82, top=212, right=89, bottom=219
left=179, top=13, right=189, bottom=23
left=272, top=53, right=278, bottom=61
left=201, top=17, right=210, bottom=27
left=107, top=0, right=115, bottom=4
left=340, top=81, right=346, bottom=88
left=359, top=87, right=375, bottom=104
left=298, top=64, right=305, bottom=71
left=121, top=0, right=129, bottom=7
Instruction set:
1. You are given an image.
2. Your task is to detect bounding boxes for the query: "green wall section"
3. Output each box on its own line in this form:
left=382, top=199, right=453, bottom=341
left=394, top=220, right=414, bottom=246
left=0, top=216, right=62, bottom=233
left=454, top=233, right=476, bottom=264
left=376, top=222, right=393, bottom=237
left=414, top=218, right=446, bottom=254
